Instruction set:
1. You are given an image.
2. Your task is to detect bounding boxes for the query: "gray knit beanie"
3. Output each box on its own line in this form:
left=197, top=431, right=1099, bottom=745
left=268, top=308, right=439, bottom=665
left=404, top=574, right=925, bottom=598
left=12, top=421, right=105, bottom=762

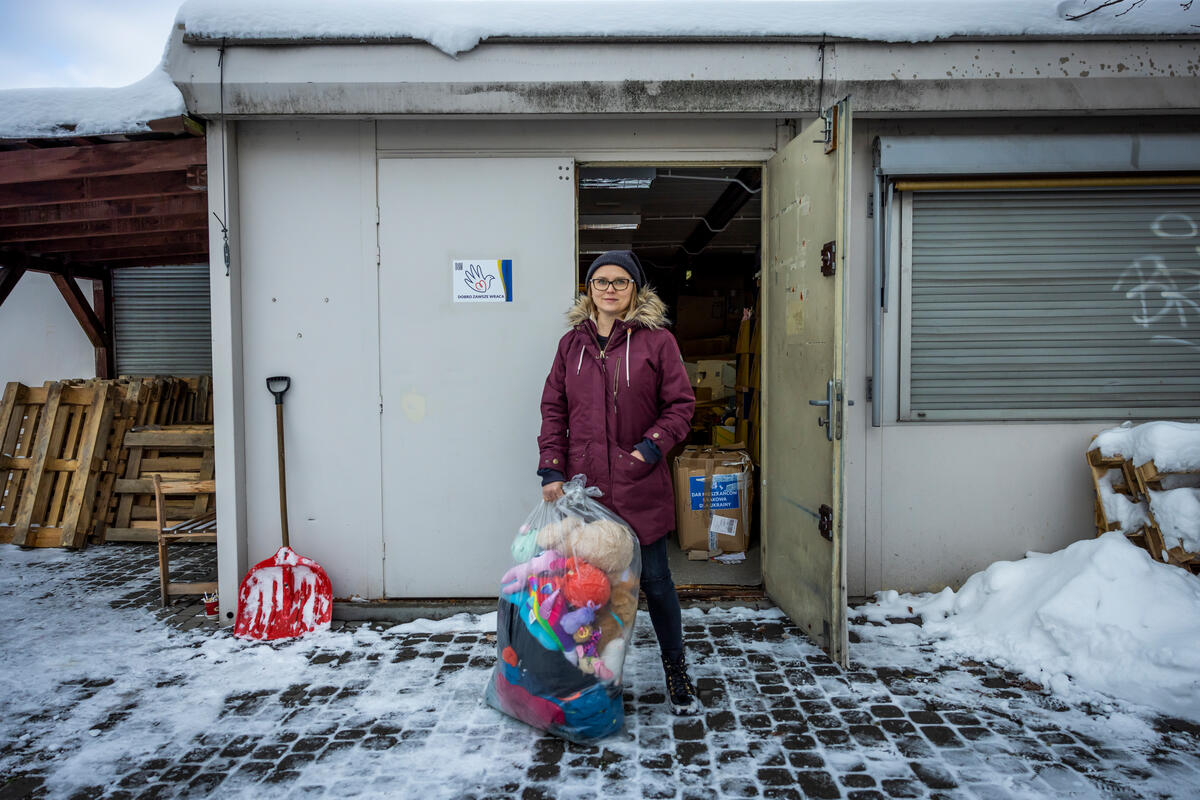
left=585, top=250, right=646, bottom=290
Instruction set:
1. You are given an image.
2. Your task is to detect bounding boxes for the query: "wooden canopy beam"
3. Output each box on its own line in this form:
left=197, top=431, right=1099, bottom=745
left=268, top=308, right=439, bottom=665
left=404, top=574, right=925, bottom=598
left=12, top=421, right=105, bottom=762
left=0, top=248, right=107, bottom=280
left=0, top=194, right=206, bottom=228
left=0, top=213, right=208, bottom=244
left=30, top=230, right=209, bottom=254
left=0, top=171, right=196, bottom=210
left=0, top=265, right=25, bottom=308
left=41, top=237, right=208, bottom=262
left=86, top=252, right=209, bottom=269
left=92, top=269, right=114, bottom=378
left=0, top=137, right=207, bottom=185
left=50, top=270, right=107, bottom=349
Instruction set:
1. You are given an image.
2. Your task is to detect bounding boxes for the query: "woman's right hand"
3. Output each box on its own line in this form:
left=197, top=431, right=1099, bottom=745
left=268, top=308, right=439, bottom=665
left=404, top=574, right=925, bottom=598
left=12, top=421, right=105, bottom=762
left=542, top=481, right=565, bottom=503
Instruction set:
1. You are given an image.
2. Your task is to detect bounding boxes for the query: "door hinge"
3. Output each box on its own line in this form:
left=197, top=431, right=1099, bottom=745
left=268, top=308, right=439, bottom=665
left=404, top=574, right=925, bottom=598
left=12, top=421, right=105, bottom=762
left=866, top=376, right=873, bottom=403
left=818, top=504, right=833, bottom=542
left=823, top=105, right=839, bottom=155
left=820, top=241, right=836, bottom=277
left=866, top=192, right=873, bottom=218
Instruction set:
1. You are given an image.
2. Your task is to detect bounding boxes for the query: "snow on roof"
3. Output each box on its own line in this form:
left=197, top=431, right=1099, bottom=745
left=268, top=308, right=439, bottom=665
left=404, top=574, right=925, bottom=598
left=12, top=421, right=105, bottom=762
left=0, top=67, right=185, bottom=140
left=176, top=0, right=1200, bottom=56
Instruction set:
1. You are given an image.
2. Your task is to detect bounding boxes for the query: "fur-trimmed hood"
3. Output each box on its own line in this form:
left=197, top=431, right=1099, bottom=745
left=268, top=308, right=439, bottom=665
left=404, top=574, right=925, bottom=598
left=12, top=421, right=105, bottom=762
left=565, top=286, right=670, bottom=331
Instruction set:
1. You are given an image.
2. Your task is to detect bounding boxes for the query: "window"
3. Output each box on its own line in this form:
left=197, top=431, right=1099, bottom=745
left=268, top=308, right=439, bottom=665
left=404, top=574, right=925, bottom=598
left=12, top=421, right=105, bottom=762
left=899, top=186, right=1200, bottom=420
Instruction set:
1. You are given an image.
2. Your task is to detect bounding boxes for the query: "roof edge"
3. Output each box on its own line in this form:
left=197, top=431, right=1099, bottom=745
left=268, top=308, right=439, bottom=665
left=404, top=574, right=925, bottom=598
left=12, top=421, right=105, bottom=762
left=180, top=32, right=1200, bottom=47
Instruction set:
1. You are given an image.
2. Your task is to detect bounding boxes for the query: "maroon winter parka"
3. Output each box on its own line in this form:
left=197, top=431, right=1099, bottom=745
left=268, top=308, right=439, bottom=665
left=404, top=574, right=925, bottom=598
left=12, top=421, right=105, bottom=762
left=538, top=288, right=695, bottom=545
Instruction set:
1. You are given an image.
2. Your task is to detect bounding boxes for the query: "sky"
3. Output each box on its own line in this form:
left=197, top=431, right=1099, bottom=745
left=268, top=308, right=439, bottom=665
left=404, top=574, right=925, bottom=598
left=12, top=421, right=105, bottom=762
left=0, top=0, right=181, bottom=90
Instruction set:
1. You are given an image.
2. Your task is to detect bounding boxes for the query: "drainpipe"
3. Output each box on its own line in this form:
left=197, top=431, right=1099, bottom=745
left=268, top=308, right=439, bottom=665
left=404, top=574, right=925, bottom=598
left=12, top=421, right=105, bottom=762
left=871, top=139, right=883, bottom=428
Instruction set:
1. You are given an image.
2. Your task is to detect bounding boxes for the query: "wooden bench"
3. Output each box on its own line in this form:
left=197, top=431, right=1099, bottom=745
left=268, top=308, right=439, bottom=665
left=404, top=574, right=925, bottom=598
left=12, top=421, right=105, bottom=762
left=153, top=474, right=217, bottom=606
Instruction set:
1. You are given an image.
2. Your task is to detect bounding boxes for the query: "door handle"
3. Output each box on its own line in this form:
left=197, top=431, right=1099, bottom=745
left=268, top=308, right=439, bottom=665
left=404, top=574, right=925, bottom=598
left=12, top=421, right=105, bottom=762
left=808, top=379, right=835, bottom=442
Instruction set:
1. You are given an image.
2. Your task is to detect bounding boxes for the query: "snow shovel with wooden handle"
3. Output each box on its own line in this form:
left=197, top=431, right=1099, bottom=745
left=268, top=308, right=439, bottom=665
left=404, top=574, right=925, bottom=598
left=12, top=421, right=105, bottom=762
left=234, top=376, right=333, bottom=640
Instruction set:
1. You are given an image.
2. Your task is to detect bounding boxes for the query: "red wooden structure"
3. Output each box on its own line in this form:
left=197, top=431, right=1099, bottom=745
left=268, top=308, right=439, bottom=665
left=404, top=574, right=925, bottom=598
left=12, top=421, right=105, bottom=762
left=0, top=116, right=208, bottom=377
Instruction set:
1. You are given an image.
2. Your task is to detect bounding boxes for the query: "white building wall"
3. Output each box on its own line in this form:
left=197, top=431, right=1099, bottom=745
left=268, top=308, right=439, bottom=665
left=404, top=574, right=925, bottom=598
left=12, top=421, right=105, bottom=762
left=876, top=423, right=1100, bottom=593
left=0, top=274, right=94, bottom=385
left=235, top=119, right=383, bottom=599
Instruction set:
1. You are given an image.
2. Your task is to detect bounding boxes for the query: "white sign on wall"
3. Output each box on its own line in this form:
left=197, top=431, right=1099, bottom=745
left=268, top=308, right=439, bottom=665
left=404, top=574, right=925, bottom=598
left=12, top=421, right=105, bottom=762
left=453, top=259, right=513, bottom=303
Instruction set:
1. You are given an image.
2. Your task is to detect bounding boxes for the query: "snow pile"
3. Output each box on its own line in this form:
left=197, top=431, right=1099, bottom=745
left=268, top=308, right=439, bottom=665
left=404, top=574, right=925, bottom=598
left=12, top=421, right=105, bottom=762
left=855, top=532, right=1200, bottom=720
left=0, top=67, right=185, bottom=139
left=1091, top=420, right=1200, bottom=471
left=176, top=0, right=1200, bottom=57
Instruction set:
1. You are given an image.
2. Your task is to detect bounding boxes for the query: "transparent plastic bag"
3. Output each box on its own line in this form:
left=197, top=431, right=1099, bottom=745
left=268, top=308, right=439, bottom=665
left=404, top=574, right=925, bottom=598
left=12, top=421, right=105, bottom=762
left=485, top=474, right=642, bottom=743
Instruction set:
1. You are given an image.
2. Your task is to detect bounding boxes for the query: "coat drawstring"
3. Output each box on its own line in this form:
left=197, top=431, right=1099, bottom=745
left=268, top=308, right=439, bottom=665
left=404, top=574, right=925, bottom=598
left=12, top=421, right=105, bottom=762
left=625, top=333, right=632, bottom=387
left=576, top=345, right=586, bottom=375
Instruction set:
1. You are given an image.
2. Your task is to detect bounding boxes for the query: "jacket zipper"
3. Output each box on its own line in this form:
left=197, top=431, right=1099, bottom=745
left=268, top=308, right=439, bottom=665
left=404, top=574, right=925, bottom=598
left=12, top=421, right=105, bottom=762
left=588, top=323, right=622, bottom=417
left=612, top=357, right=621, bottom=416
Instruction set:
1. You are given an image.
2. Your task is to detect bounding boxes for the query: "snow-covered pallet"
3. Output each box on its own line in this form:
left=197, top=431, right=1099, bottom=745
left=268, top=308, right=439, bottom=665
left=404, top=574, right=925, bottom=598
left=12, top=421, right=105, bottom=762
left=1086, top=445, right=1146, bottom=538
left=1088, top=424, right=1200, bottom=576
left=1135, top=460, right=1200, bottom=574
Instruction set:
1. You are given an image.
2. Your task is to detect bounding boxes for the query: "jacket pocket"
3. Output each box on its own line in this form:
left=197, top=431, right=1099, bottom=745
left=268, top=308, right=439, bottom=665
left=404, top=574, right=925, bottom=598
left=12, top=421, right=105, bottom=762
left=615, top=450, right=656, bottom=481
left=567, top=442, right=591, bottom=483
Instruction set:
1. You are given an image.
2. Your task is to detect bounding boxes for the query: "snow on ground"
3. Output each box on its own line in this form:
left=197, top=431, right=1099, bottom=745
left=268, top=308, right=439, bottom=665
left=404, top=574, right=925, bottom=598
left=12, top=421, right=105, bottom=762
left=0, top=68, right=184, bottom=139
left=3, top=542, right=1200, bottom=799
left=855, top=532, right=1200, bottom=722
left=176, top=0, right=1200, bottom=57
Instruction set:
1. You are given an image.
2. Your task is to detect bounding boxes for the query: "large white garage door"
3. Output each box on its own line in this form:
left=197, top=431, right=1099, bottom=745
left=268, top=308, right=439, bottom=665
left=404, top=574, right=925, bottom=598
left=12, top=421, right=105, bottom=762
left=377, top=157, right=576, bottom=596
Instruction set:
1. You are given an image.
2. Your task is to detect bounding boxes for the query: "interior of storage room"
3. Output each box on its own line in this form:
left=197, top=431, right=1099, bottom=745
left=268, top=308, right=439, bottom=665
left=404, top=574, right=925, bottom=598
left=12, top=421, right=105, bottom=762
left=576, top=165, right=763, bottom=590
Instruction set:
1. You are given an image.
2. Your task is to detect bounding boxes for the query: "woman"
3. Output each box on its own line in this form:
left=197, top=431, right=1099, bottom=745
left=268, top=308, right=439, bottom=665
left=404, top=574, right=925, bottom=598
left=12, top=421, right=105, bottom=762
left=536, top=250, right=699, bottom=715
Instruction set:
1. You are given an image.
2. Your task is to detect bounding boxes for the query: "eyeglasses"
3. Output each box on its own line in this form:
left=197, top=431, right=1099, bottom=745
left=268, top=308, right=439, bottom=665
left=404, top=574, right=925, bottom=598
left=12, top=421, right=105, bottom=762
left=590, top=277, right=633, bottom=291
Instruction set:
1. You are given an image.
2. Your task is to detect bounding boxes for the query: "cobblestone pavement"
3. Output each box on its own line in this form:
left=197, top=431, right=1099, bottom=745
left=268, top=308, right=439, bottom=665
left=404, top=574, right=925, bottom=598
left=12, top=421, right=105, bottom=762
left=1, top=544, right=1198, bottom=800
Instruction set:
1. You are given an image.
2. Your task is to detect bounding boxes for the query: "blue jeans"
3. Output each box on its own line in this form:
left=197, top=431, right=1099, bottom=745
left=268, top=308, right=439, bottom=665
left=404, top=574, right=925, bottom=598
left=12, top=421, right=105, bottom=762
left=640, top=537, right=683, bottom=660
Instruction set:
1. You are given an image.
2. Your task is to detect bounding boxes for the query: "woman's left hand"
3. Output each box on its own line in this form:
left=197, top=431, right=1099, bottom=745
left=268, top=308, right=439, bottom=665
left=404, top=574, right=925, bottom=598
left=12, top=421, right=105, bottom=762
left=630, top=450, right=646, bottom=462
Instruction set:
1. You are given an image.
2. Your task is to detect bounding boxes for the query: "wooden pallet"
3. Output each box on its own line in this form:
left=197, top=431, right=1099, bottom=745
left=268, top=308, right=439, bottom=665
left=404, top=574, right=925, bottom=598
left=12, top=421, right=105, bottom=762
left=0, top=382, right=119, bottom=548
left=106, top=425, right=214, bottom=543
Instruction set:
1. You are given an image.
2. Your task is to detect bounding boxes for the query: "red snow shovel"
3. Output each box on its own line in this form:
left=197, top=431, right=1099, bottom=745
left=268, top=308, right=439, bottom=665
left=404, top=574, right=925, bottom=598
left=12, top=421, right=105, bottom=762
left=234, top=376, right=333, bottom=640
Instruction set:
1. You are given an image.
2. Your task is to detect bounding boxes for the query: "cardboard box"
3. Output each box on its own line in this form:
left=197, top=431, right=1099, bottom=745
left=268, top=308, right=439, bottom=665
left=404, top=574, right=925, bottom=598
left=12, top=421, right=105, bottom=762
left=673, top=446, right=754, bottom=554
left=712, top=425, right=738, bottom=448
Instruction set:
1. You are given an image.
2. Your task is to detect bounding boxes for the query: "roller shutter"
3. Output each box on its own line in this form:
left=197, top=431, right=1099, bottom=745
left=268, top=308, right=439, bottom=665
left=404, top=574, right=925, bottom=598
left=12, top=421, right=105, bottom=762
left=113, top=264, right=212, bottom=376
left=904, top=187, right=1200, bottom=420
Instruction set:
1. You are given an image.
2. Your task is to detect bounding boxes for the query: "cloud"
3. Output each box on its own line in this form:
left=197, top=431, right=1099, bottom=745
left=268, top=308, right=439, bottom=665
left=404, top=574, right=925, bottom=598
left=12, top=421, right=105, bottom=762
left=0, top=0, right=180, bottom=89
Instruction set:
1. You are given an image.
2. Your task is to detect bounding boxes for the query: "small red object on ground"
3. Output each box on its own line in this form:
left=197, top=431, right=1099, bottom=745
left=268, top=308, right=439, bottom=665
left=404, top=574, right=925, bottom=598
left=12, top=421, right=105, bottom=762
left=234, top=546, right=332, bottom=640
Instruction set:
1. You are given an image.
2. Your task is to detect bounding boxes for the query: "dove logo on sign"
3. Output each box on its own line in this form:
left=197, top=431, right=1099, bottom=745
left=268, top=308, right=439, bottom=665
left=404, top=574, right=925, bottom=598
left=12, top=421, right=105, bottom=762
left=453, top=259, right=513, bottom=303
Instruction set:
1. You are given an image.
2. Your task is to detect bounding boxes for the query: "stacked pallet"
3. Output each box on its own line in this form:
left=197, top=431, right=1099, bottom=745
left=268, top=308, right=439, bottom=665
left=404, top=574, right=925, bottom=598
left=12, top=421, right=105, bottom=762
left=105, top=424, right=214, bottom=543
left=0, top=377, right=213, bottom=549
left=1087, top=428, right=1200, bottom=574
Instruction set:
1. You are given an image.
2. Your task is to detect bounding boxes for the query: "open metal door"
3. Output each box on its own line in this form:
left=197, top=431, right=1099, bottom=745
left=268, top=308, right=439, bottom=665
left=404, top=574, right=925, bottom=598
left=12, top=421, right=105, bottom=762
left=761, top=100, right=852, bottom=665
